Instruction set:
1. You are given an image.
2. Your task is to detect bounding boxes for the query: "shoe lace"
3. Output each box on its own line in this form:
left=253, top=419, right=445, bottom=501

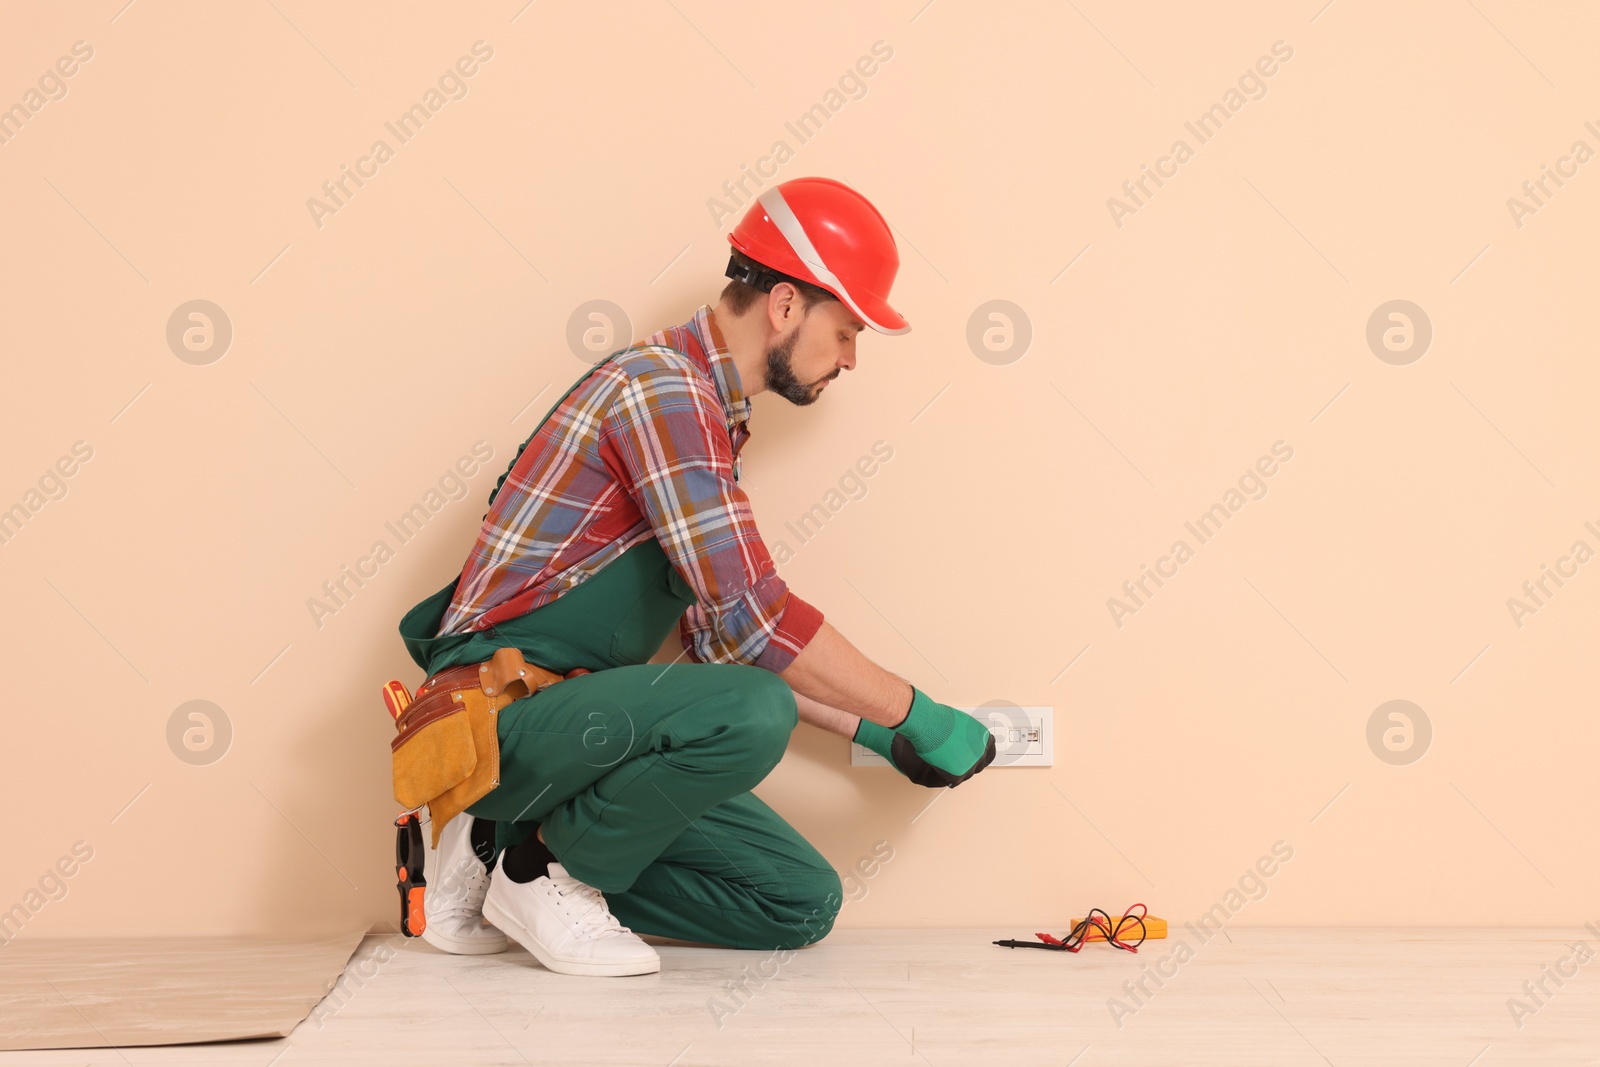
left=462, top=862, right=490, bottom=910
left=434, top=856, right=491, bottom=917
left=550, top=874, right=630, bottom=937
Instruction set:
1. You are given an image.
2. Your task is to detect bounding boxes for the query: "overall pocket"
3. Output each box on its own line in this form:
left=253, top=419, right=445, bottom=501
left=608, top=562, right=698, bottom=664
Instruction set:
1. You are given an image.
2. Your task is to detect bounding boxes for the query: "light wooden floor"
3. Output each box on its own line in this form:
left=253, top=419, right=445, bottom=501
left=4, top=928, right=1598, bottom=1065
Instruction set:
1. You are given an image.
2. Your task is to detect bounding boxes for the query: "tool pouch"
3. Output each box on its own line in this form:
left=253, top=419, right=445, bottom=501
left=391, top=673, right=483, bottom=813
left=390, top=647, right=578, bottom=847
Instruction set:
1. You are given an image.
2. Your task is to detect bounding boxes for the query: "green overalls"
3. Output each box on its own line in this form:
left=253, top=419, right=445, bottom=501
left=397, top=357, right=843, bottom=951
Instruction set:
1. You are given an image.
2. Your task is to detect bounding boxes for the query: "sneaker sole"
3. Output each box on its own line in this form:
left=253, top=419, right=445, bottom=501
left=420, top=924, right=509, bottom=955
left=482, top=894, right=661, bottom=977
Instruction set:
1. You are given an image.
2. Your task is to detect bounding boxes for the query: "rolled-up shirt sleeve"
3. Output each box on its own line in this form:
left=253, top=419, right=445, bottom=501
left=598, top=357, right=824, bottom=672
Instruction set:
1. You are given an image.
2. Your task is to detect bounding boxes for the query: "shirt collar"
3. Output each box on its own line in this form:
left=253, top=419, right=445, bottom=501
left=689, top=304, right=750, bottom=430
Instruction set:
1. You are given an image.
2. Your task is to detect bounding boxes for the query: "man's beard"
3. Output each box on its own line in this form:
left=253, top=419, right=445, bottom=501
left=764, top=320, right=836, bottom=406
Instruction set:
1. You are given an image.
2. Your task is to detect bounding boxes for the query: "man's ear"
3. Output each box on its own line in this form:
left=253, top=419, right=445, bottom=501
left=767, top=282, right=803, bottom=332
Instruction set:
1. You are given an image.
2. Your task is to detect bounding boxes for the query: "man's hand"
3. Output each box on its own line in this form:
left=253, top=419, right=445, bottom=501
left=854, top=688, right=996, bottom=788
left=780, top=622, right=996, bottom=786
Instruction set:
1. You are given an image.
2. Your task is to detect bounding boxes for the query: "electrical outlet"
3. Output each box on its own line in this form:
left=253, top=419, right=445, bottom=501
left=851, top=706, right=1053, bottom=768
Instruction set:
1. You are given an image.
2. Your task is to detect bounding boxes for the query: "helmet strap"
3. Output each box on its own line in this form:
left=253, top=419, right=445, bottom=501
left=725, top=253, right=804, bottom=294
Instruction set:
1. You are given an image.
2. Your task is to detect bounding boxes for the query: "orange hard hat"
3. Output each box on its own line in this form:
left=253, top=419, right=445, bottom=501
left=725, top=177, right=910, bottom=335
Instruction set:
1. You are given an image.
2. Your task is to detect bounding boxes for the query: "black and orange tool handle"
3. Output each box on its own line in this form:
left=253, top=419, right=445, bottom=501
left=395, top=810, right=426, bottom=937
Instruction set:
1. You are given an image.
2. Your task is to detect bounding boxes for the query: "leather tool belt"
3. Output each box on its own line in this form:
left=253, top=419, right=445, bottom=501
left=391, top=647, right=586, bottom=846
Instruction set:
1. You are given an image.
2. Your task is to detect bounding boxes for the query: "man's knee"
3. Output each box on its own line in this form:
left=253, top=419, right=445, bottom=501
left=785, top=866, right=843, bottom=947
left=718, top=666, right=798, bottom=764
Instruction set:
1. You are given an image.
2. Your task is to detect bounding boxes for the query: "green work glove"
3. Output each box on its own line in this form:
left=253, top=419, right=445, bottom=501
left=853, top=687, right=996, bottom=788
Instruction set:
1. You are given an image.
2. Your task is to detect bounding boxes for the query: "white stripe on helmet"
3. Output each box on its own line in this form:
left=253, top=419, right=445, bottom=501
left=757, top=185, right=910, bottom=336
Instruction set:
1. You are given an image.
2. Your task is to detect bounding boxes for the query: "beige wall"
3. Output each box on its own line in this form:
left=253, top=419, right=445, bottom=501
left=4, top=0, right=1597, bottom=940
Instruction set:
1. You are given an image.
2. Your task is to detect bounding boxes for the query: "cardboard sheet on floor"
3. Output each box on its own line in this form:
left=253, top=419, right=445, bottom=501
left=0, top=927, right=368, bottom=1051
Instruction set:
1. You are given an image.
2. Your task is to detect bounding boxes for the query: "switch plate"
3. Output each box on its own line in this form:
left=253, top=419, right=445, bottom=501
left=851, top=706, right=1054, bottom=768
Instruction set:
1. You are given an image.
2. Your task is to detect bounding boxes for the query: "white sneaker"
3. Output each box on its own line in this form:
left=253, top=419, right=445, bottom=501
left=419, top=811, right=508, bottom=955
left=481, top=861, right=661, bottom=977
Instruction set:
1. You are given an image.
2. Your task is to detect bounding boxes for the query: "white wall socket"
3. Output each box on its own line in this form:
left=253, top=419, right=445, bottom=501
left=850, top=706, right=1054, bottom=768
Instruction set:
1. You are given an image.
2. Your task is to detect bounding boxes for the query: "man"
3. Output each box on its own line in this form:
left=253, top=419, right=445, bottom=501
left=397, top=176, right=995, bottom=977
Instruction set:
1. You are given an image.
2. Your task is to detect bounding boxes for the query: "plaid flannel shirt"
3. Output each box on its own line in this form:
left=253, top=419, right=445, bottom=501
left=437, top=304, right=824, bottom=672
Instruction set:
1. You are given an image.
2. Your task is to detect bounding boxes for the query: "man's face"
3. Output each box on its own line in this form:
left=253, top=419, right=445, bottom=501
left=764, top=299, right=865, bottom=406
